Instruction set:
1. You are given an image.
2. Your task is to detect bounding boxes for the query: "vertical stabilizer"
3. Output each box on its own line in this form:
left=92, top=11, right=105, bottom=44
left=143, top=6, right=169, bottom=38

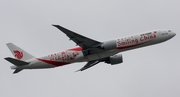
left=6, top=43, right=34, bottom=61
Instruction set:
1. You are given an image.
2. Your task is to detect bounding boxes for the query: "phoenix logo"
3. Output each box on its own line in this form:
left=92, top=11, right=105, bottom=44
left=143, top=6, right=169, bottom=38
left=13, top=50, right=23, bottom=59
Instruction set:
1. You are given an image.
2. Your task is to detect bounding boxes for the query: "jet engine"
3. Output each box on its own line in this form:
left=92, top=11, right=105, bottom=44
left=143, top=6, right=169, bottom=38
left=105, top=54, right=123, bottom=65
left=101, top=40, right=117, bottom=50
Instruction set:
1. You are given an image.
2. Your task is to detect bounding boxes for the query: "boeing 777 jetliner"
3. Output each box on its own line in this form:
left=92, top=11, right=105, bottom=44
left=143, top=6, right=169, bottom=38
left=4, top=25, right=176, bottom=74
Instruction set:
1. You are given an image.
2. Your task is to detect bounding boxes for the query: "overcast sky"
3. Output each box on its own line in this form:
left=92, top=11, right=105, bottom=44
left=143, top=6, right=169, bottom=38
left=0, top=0, right=179, bottom=97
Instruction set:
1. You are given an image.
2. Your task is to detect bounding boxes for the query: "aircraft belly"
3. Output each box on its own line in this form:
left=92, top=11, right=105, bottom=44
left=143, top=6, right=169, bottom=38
left=85, top=50, right=119, bottom=61
left=86, top=54, right=100, bottom=61
left=98, top=50, right=119, bottom=59
left=29, top=62, right=55, bottom=69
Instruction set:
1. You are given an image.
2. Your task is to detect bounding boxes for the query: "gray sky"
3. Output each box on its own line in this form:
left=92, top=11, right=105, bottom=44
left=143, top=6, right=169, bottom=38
left=0, top=0, right=179, bottom=97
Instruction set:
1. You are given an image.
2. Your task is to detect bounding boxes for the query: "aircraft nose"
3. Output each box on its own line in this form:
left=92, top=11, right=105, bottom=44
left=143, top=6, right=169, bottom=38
left=169, top=31, right=176, bottom=38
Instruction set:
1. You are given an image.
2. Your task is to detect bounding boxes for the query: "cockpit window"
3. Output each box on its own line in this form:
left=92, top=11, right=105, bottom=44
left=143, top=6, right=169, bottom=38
left=162, top=33, right=168, bottom=35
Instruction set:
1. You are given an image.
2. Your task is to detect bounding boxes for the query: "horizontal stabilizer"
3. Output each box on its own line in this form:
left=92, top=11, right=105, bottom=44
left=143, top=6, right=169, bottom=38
left=4, top=57, right=29, bottom=66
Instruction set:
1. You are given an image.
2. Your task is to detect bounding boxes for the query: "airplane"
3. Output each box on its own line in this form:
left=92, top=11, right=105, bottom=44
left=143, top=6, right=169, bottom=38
left=4, top=25, right=176, bottom=74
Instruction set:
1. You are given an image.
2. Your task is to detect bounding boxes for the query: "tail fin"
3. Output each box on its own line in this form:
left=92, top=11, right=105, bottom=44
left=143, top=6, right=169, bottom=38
left=6, top=43, right=34, bottom=61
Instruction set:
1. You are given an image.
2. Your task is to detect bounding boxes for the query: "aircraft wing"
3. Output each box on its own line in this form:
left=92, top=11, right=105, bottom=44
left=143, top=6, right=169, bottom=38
left=53, top=25, right=101, bottom=49
left=53, top=25, right=104, bottom=55
left=76, top=60, right=100, bottom=71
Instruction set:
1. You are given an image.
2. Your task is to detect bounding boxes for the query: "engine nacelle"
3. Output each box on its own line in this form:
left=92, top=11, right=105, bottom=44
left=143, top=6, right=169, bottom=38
left=101, top=40, right=117, bottom=50
left=105, top=54, right=123, bottom=65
